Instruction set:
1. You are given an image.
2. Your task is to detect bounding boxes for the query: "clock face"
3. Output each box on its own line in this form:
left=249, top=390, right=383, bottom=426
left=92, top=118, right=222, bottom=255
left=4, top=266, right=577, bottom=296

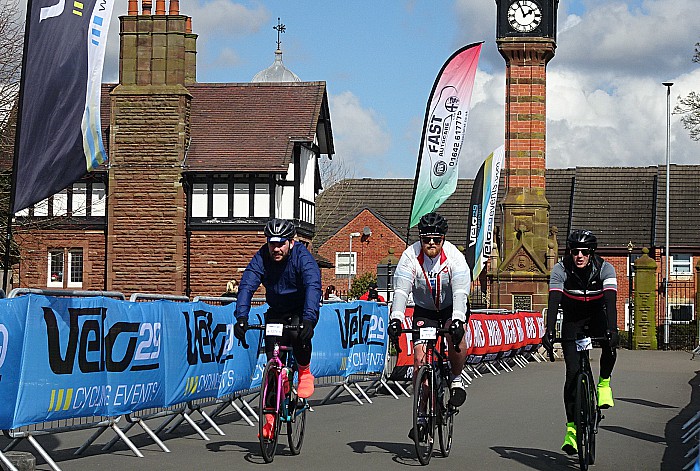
left=507, top=0, right=542, bottom=33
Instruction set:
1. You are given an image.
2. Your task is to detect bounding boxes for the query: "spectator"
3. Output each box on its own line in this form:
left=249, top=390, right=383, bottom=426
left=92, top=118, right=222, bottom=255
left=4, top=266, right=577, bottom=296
left=324, top=285, right=343, bottom=302
left=359, top=282, right=385, bottom=302
left=222, top=279, right=238, bottom=297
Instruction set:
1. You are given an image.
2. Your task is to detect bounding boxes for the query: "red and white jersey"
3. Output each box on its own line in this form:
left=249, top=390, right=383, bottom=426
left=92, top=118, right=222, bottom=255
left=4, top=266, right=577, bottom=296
left=390, top=240, right=471, bottom=322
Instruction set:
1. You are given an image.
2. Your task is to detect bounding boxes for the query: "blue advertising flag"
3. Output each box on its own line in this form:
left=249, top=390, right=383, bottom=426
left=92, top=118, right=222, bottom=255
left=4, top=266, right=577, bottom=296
left=464, top=145, right=504, bottom=280
left=12, top=0, right=115, bottom=213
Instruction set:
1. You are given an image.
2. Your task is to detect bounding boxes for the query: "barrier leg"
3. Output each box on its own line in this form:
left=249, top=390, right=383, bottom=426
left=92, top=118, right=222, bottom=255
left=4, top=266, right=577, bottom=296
left=165, top=415, right=187, bottom=435
left=320, top=384, right=344, bottom=405
left=392, top=381, right=411, bottom=397
left=208, top=400, right=231, bottom=420
left=354, top=382, right=373, bottom=404
left=3, top=438, right=21, bottom=452
left=461, top=370, right=472, bottom=385
left=342, top=383, right=364, bottom=405
left=154, top=412, right=180, bottom=435
left=230, top=400, right=256, bottom=427
left=180, top=411, right=210, bottom=441
left=100, top=422, right=135, bottom=452
left=378, top=378, right=399, bottom=399
left=136, top=419, right=171, bottom=453
left=239, top=397, right=258, bottom=421
left=0, top=450, right=19, bottom=471
left=27, top=435, right=62, bottom=471
left=197, top=409, right=225, bottom=436
left=110, top=423, right=144, bottom=458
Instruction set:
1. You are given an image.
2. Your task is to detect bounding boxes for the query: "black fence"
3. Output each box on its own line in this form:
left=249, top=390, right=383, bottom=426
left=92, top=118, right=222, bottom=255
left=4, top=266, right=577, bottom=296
left=655, top=273, right=698, bottom=351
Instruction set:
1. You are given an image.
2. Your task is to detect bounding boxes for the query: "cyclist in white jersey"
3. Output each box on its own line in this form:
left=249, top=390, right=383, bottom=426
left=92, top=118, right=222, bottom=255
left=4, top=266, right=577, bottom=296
left=388, top=212, right=471, bottom=429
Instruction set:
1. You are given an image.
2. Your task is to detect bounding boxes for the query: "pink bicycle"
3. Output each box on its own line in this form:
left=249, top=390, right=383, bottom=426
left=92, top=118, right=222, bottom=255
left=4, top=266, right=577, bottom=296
left=243, top=323, right=309, bottom=463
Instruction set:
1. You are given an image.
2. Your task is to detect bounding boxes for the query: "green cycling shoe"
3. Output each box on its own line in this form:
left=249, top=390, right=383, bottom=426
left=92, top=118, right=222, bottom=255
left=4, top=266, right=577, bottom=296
left=561, top=422, right=577, bottom=455
left=597, top=377, right=614, bottom=409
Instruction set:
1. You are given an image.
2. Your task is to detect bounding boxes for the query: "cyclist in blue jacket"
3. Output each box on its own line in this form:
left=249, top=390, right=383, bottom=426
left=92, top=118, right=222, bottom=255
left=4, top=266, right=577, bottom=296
left=233, top=218, right=322, bottom=404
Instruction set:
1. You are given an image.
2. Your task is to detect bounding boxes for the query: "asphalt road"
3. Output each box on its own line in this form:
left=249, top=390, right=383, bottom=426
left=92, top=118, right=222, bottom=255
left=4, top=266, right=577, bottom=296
left=2, top=349, right=698, bottom=470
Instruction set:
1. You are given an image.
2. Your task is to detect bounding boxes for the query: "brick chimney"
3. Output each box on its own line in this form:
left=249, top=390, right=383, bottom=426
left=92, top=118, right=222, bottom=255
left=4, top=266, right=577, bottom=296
left=119, top=0, right=196, bottom=86
left=107, top=0, right=197, bottom=296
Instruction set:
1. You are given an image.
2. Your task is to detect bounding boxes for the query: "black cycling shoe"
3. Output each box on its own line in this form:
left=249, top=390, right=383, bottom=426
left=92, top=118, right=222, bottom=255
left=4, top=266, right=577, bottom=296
left=408, top=423, right=427, bottom=441
left=449, top=378, right=467, bottom=407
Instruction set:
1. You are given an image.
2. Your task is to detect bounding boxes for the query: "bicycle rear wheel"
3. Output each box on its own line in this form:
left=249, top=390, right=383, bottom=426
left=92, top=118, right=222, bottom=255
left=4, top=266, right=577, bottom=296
left=437, top=373, right=454, bottom=457
left=259, top=361, right=281, bottom=463
left=413, top=365, right=435, bottom=465
left=287, top=370, right=307, bottom=455
left=575, top=373, right=591, bottom=471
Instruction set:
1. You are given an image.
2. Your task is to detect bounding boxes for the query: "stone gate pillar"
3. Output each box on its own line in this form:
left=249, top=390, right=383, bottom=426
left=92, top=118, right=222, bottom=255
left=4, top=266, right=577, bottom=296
left=632, top=248, right=658, bottom=350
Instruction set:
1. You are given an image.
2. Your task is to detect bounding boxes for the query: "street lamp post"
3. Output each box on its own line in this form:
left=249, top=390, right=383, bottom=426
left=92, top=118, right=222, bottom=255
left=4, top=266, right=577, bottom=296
left=662, top=81, right=673, bottom=349
left=627, top=241, right=634, bottom=349
left=348, top=232, right=361, bottom=292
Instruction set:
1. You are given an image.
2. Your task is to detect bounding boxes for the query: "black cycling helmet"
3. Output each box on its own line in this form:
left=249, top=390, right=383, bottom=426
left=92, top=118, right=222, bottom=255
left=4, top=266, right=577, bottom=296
left=567, top=229, right=597, bottom=251
left=264, top=218, right=296, bottom=241
left=418, top=212, right=448, bottom=235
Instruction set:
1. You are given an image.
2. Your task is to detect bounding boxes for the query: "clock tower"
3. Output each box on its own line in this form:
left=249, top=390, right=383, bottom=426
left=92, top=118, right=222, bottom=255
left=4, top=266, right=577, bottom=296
left=491, top=0, right=558, bottom=313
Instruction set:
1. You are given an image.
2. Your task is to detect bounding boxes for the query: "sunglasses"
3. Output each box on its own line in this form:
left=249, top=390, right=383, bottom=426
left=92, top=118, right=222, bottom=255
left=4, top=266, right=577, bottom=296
left=421, top=235, right=444, bottom=244
left=572, top=248, right=591, bottom=256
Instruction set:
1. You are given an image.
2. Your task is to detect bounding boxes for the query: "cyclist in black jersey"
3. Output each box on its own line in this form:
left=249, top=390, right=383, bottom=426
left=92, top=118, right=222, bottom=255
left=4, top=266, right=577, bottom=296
left=542, top=229, right=619, bottom=456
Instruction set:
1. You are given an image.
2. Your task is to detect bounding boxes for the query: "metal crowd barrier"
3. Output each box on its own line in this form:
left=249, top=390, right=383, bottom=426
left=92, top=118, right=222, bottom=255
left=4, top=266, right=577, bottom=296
left=3, top=289, right=131, bottom=471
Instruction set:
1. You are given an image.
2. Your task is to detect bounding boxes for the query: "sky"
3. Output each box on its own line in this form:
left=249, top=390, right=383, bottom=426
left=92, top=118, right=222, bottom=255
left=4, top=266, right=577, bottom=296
left=13, top=0, right=700, bottom=181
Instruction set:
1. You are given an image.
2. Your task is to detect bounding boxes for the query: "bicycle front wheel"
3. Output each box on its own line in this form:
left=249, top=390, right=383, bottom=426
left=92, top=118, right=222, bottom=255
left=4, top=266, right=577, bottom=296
left=413, top=365, right=435, bottom=465
left=287, top=370, right=307, bottom=455
left=575, top=373, right=591, bottom=471
left=259, top=361, right=281, bottom=463
left=588, top=376, right=598, bottom=465
left=437, top=373, right=454, bottom=457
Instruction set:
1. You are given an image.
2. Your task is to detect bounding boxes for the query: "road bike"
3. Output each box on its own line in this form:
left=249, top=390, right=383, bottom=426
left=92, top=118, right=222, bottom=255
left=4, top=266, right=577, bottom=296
left=553, top=335, right=605, bottom=471
left=393, top=325, right=459, bottom=465
left=243, top=323, right=309, bottom=463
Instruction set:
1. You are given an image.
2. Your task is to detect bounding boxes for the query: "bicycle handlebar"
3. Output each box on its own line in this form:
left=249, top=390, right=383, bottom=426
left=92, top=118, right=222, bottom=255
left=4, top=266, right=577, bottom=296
left=239, top=323, right=303, bottom=349
left=390, top=327, right=461, bottom=354
left=544, top=336, right=610, bottom=362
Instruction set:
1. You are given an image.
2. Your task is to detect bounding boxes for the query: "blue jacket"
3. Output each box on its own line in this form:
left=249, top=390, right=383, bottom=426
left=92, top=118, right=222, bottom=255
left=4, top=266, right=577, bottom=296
left=234, top=242, right=322, bottom=324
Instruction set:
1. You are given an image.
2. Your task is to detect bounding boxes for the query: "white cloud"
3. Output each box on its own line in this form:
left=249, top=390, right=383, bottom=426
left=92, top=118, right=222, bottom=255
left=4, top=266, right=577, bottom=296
left=329, top=91, right=392, bottom=175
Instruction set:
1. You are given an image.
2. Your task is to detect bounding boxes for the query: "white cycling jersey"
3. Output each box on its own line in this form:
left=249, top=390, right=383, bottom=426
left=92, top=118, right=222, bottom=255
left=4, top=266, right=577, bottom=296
left=390, top=239, right=471, bottom=322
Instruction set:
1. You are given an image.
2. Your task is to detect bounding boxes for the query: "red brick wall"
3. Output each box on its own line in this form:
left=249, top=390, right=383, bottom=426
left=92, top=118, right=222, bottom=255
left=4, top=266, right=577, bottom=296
left=14, top=229, right=106, bottom=290
left=316, top=209, right=405, bottom=296
left=188, top=230, right=266, bottom=297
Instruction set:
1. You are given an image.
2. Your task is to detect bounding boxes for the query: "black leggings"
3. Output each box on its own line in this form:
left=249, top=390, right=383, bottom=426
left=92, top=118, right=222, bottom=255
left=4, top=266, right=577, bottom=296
left=561, top=317, right=616, bottom=422
left=264, top=313, right=312, bottom=366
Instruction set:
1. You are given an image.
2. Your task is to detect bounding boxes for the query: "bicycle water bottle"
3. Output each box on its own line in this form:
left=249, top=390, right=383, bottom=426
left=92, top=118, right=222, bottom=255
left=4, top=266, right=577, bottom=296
left=281, top=367, right=291, bottom=395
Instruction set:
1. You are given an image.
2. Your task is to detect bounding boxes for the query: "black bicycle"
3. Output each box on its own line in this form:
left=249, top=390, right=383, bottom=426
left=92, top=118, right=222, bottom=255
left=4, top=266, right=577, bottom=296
left=393, top=325, right=459, bottom=465
left=552, top=336, right=605, bottom=471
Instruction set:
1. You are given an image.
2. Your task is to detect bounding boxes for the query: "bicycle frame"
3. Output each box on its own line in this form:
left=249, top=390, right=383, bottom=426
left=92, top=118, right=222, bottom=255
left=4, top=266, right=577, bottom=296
left=557, top=335, right=605, bottom=471
left=246, top=323, right=308, bottom=462
left=397, top=326, right=457, bottom=465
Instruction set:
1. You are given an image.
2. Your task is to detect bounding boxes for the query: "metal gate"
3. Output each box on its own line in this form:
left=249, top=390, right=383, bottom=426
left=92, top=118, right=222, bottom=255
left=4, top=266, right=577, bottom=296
left=656, top=273, right=698, bottom=350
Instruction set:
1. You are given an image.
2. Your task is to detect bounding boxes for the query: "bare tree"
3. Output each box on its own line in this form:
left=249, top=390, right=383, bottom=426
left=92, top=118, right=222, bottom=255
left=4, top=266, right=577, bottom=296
left=674, top=41, right=700, bottom=141
left=0, top=0, right=23, bottom=270
left=0, top=0, right=22, bottom=140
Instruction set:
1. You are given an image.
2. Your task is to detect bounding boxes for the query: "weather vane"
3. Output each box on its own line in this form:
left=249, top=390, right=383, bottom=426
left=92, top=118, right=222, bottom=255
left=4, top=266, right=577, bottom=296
left=273, top=17, right=286, bottom=50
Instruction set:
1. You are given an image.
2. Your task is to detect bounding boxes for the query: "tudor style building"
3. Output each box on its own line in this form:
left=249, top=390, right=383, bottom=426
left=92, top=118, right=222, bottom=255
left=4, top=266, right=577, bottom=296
left=9, top=0, right=334, bottom=297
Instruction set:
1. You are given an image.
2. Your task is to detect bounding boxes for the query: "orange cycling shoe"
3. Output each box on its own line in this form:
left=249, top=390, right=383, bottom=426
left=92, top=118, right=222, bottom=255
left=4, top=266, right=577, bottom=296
left=258, top=414, right=276, bottom=440
left=297, top=368, right=315, bottom=399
